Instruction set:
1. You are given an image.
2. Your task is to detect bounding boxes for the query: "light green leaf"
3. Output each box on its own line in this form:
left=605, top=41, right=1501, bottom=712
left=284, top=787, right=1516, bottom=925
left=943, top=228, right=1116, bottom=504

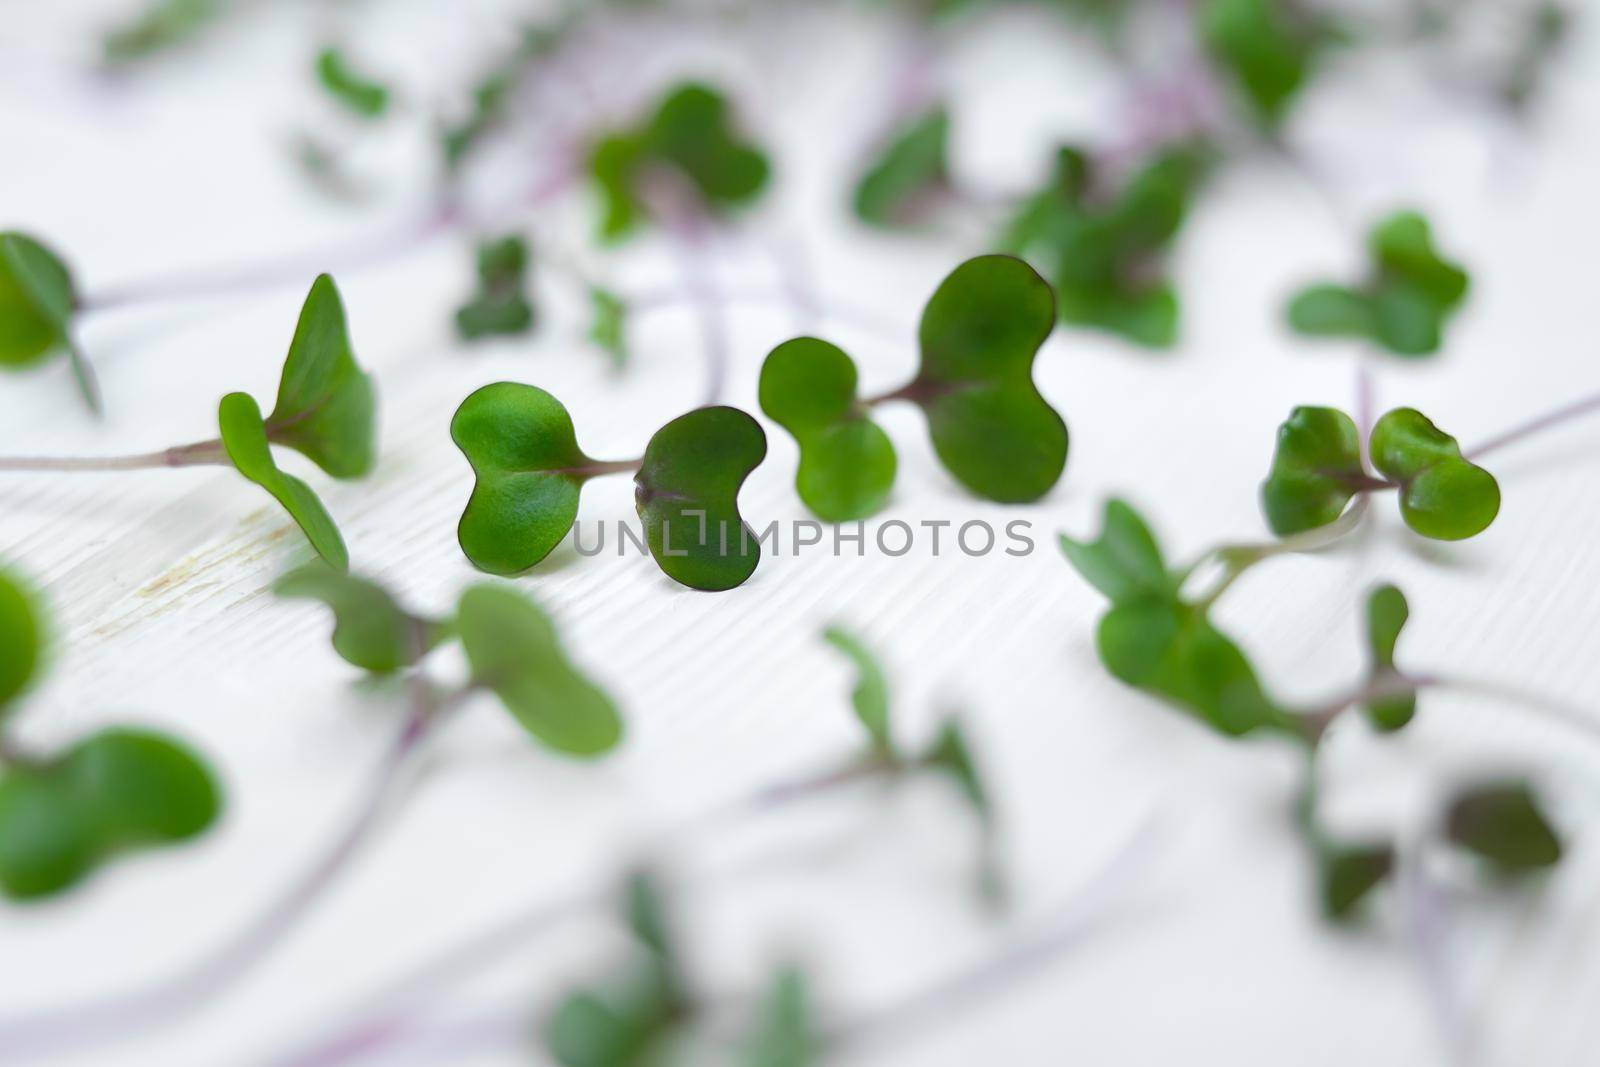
left=853, top=106, right=951, bottom=228
left=274, top=563, right=447, bottom=674
left=219, top=391, right=350, bottom=571
left=265, top=274, right=376, bottom=479
left=822, top=626, right=893, bottom=757
left=1059, top=498, right=1174, bottom=605
left=1369, top=408, right=1500, bottom=540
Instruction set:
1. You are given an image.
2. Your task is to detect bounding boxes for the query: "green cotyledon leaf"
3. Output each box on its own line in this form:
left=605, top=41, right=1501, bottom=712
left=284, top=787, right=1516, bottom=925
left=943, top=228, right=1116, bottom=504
left=0, top=568, right=44, bottom=722
left=910, top=254, right=1067, bottom=502
left=741, top=967, right=817, bottom=1067
left=274, top=563, right=450, bottom=674
left=1362, top=583, right=1415, bottom=732
left=0, top=232, right=74, bottom=370
left=1369, top=408, right=1499, bottom=540
left=264, top=274, right=376, bottom=479
left=452, top=382, right=631, bottom=575
left=759, top=337, right=897, bottom=522
left=634, top=406, right=767, bottom=592
left=219, top=391, right=350, bottom=570
left=852, top=106, right=951, bottom=228
left=1445, top=780, right=1561, bottom=874
left=1059, top=498, right=1176, bottom=605
left=1200, top=0, right=1331, bottom=127
left=1260, top=406, right=1367, bottom=536
left=455, top=234, right=535, bottom=341
left=0, top=727, right=221, bottom=901
left=822, top=626, right=893, bottom=758
left=456, top=584, right=622, bottom=756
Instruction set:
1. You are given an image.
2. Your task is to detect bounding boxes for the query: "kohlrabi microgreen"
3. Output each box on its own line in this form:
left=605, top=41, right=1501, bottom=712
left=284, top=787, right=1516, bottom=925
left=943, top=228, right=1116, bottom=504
left=452, top=382, right=767, bottom=590
left=588, top=82, right=771, bottom=242
left=315, top=46, right=392, bottom=120
left=1261, top=405, right=1499, bottom=541
left=0, top=566, right=221, bottom=901
left=999, top=145, right=1207, bottom=348
left=1287, top=211, right=1470, bottom=357
left=0, top=231, right=100, bottom=412
left=760, top=254, right=1066, bottom=520
left=852, top=106, right=952, bottom=229
left=455, top=234, right=535, bottom=341
left=1199, top=0, right=1335, bottom=128
left=0, top=274, right=373, bottom=571
left=1445, top=780, right=1562, bottom=875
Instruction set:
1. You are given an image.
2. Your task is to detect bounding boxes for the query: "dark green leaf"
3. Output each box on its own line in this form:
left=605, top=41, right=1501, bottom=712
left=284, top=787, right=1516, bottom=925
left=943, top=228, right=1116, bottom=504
left=455, top=235, right=535, bottom=341
left=1362, top=583, right=1415, bottom=732
left=822, top=626, right=893, bottom=757
left=1259, top=406, right=1366, bottom=536
left=455, top=584, right=622, bottom=756
left=218, top=391, right=350, bottom=571
left=315, top=46, right=391, bottom=119
left=0, top=767, right=97, bottom=901
left=1369, top=408, right=1500, bottom=540
left=1445, top=781, right=1561, bottom=873
left=852, top=106, right=951, bottom=228
left=742, top=968, right=816, bottom=1067
left=274, top=563, right=447, bottom=673
left=0, top=232, right=74, bottom=370
left=0, top=569, right=43, bottom=719
left=759, top=337, right=897, bottom=521
left=634, top=406, right=767, bottom=591
left=265, top=274, right=376, bottom=479
left=451, top=383, right=601, bottom=575
left=1319, top=841, right=1393, bottom=920
left=1059, top=498, right=1175, bottom=605
left=911, top=255, right=1067, bottom=502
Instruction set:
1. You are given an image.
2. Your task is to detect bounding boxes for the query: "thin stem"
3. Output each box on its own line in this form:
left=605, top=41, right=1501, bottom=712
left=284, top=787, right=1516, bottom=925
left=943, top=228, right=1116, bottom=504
left=1464, top=387, right=1600, bottom=462
left=568, top=457, right=643, bottom=479
left=1184, top=494, right=1372, bottom=611
left=0, top=438, right=227, bottom=472
left=0, top=681, right=457, bottom=1060
left=640, top=173, right=729, bottom=407
left=264, top=758, right=885, bottom=1067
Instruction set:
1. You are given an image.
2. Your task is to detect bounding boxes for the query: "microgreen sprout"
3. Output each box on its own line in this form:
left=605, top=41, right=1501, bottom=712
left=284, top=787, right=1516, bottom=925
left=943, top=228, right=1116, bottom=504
left=1261, top=405, right=1500, bottom=542
left=999, top=145, right=1208, bottom=348
left=0, top=231, right=100, bottom=412
left=0, top=566, right=220, bottom=902
left=588, top=82, right=771, bottom=243
left=454, top=234, right=535, bottom=340
left=1287, top=211, right=1470, bottom=357
left=853, top=105, right=952, bottom=229
left=315, top=46, right=392, bottom=120
left=0, top=275, right=373, bottom=570
left=588, top=285, right=630, bottom=369
left=1199, top=0, right=1338, bottom=128
left=452, top=382, right=767, bottom=590
left=760, top=254, right=1067, bottom=520
left=1444, top=780, right=1562, bottom=875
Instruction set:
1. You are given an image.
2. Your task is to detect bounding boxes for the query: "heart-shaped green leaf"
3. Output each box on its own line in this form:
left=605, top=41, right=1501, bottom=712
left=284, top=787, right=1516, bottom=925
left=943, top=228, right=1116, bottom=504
left=1319, top=841, right=1393, bottom=921
left=264, top=274, right=376, bottom=479
left=0, top=568, right=43, bottom=721
left=456, top=584, right=622, bottom=756
left=911, top=255, right=1067, bottom=502
left=822, top=626, right=893, bottom=758
left=1369, top=408, right=1499, bottom=540
left=0, top=727, right=220, bottom=901
left=635, top=406, right=767, bottom=591
left=589, top=82, right=770, bottom=242
left=1200, top=0, right=1330, bottom=127
left=852, top=106, right=951, bottom=228
left=452, top=382, right=614, bottom=575
left=219, top=391, right=350, bottom=571
left=315, top=46, right=391, bottom=119
left=1059, top=498, right=1175, bottom=605
left=759, top=338, right=897, bottom=522
left=455, top=234, right=535, bottom=341
left=1260, top=406, right=1366, bottom=536
left=742, top=967, right=816, bottom=1067
left=1445, top=780, right=1561, bottom=873
left=274, top=563, right=449, bottom=674
left=1363, top=583, right=1415, bottom=732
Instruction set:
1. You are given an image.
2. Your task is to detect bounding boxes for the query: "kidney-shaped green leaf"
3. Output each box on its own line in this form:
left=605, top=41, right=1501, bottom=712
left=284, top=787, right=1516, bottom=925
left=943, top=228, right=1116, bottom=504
left=456, top=584, right=622, bottom=756
left=1369, top=408, right=1499, bottom=541
left=274, top=562, right=448, bottom=674
left=265, top=274, right=376, bottom=480
left=1260, top=406, right=1367, bottom=536
left=759, top=338, right=897, bottom=522
left=219, top=391, right=350, bottom=571
left=635, top=406, right=767, bottom=591
left=912, top=255, right=1066, bottom=502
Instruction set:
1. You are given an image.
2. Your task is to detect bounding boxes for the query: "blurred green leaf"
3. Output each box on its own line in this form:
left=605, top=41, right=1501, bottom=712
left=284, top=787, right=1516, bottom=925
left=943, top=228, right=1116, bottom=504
left=456, top=584, right=622, bottom=755
left=1200, top=0, right=1332, bottom=126
left=742, top=968, right=816, bottom=1067
left=1362, top=584, right=1415, bottom=732
left=455, top=234, right=535, bottom=341
left=853, top=106, right=951, bottom=228
left=103, top=0, right=229, bottom=64
left=0, top=232, right=98, bottom=411
left=1319, top=841, right=1393, bottom=920
left=219, top=392, right=350, bottom=571
left=0, top=569, right=42, bottom=720
left=759, top=337, right=897, bottom=521
left=922, top=718, right=991, bottom=819
left=634, top=406, right=767, bottom=591
left=589, top=286, right=629, bottom=368
left=315, top=46, right=391, bottom=119
left=1445, top=781, right=1561, bottom=873
left=274, top=563, right=448, bottom=674
left=1369, top=408, right=1499, bottom=540
left=1259, top=406, right=1365, bottom=536
left=1059, top=498, right=1175, bottom=605
left=822, top=626, right=894, bottom=757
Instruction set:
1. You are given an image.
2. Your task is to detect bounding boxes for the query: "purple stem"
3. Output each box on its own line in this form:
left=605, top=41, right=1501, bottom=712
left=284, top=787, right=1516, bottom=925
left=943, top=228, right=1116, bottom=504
left=0, top=438, right=227, bottom=472
left=0, top=688, right=446, bottom=1061
left=643, top=175, right=729, bottom=406
left=1464, top=388, right=1600, bottom=462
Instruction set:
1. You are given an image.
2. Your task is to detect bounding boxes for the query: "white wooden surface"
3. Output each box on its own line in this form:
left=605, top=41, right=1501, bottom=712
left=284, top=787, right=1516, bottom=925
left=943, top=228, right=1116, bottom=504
left=3, top=2, right=1600, bottom=1065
